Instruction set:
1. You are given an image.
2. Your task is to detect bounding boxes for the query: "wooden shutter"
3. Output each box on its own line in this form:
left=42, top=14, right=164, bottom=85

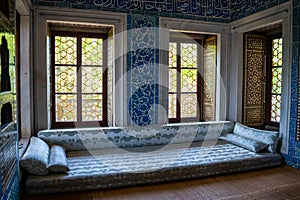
left=243, top=33, right=266, bottom=126
left=203, top=36, right=217, bottom=121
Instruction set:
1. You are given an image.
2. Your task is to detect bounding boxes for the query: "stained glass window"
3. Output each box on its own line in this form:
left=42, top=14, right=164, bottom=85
left=51, top=32, right=108, bottom=127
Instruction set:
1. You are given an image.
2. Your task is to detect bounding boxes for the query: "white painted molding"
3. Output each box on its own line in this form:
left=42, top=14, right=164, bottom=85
left=16, top=0, right=34, bottom=138
left=16, top=0, right=31, bottom=15
left=32, top=6, right=127, bottom=130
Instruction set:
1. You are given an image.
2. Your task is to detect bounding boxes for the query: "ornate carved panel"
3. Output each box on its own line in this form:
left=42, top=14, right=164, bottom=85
left=203, top=36, right=216, bottom=121
left=243, top=34, right=266, bottom=126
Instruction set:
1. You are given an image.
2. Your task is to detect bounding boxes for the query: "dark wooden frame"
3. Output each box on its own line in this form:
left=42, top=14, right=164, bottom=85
left=50, top=31, right=108, bottom=128
left=168, top=36, right=202, bottom=123
left=265, top=33, right=282, bottom=127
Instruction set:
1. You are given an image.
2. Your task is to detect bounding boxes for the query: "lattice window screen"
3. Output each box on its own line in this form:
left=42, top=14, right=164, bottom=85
left=203, top=36, right=216, bottom=121
left=168, top=38, right=200, bottom=122
left=243, top=33, right=266, bottom=126
left=51, top=31, right=108, bottom=127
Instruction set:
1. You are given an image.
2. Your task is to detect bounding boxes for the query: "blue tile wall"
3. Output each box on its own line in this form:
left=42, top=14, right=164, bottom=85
left=284, top=0, right=300, bottom=169
left=230, top=0, right=290, bottom=21
left=127, top=14, right=159, bottom=126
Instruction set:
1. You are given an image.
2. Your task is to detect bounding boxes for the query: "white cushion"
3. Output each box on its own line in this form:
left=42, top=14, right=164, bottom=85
left=48, top=145, right=69, bottom=173
left=220, top=134, right=268, bottom=152
left=20, top=137, right=49, bottom=175
left=233, top=122, right=279, bottom=153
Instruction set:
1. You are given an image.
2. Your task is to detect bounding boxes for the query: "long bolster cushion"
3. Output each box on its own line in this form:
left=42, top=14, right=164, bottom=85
left=233, top=122, right=279, bottom=153
left=48, top=145, right=70, bottom=173
left=20, top=137, right=70, bottom=175
left=20, top=137, right=50, bottom=175
left=220, top=133, right=268, bottom=152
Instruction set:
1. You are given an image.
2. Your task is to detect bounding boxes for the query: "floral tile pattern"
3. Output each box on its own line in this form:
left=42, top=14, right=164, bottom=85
left=127, top=14, right=159, bottom=126
left=286, top=0, right=300, bottom=169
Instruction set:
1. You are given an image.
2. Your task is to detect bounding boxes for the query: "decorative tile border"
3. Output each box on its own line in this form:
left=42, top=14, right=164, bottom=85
left=35, top=0, right=230, bottom=21
left=35, top=0, right=290, bottom=22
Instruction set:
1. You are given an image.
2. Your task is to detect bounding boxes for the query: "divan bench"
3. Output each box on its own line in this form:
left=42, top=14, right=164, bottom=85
left=22, top=121, right=282, bottom=194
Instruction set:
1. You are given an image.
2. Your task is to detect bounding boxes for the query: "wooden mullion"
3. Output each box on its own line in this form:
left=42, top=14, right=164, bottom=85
left=81, top=92, right=103, bottom=95
left=81, top=65, right=104, bottom=68
left=102, top=34, right=108, bottom=126
left=55, top=92, right=77, bottom=95
left=77, top=36, right=82, bottom=123
left=181, top=92, right=197, bottom=94
left=55, top=64, right=77, bottom=67
left=271, top=93, right=281, bottom=96
left=197, top=40, right=203, bottom=121
left=177, top=42, right=181, bottom=122
left=181, top=67, right=197, bottom=70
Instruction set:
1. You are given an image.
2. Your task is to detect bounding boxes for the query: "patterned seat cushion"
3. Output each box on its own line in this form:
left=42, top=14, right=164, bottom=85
left=26, top=141, right=281, bottom=194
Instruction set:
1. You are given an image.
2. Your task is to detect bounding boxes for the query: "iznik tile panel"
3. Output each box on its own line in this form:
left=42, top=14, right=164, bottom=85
left=127, top=14, right=159, bottom=126
left=286, top=0, right=300, bottom=168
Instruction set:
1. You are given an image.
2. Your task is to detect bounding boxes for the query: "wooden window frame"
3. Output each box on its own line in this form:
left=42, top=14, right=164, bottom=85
left=50, top=31, right=108, bottom=128
left=168, top=37, right=202, bottom=123
left=265, top=34, right=282, bottom=127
